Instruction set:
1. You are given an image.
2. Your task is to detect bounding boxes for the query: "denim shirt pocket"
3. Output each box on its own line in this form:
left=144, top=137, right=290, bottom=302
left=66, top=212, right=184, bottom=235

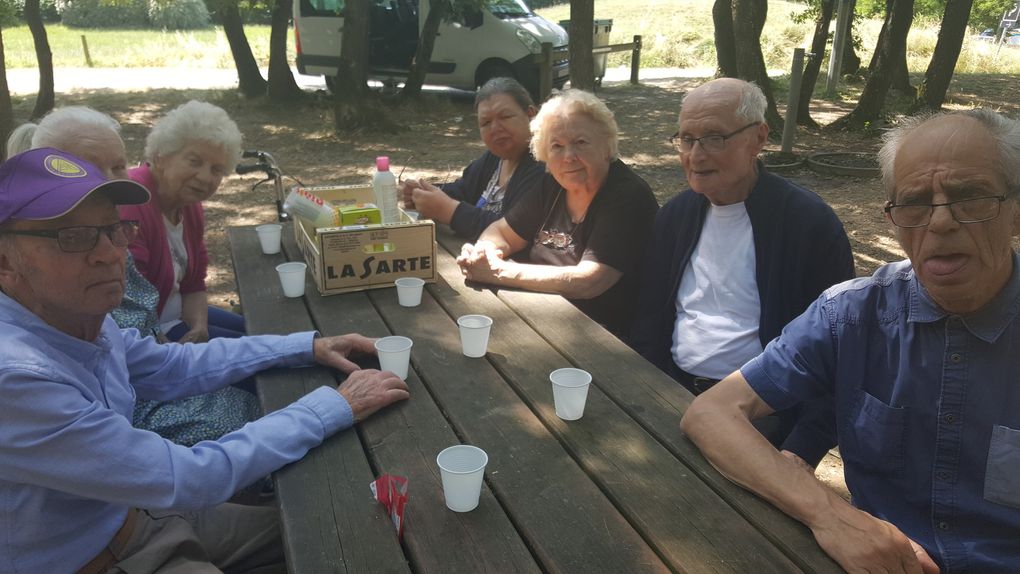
left=840, top=390, right=907, bottom=476
left=984, top=425, right=1020, bottom=509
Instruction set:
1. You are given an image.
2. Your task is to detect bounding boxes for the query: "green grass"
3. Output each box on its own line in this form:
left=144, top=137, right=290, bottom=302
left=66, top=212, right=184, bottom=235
left=535, top=0, right=1020, bottom=75
left=1, top=24, right=285, bottom=68
left=2, top=2, right=1019, bottom=75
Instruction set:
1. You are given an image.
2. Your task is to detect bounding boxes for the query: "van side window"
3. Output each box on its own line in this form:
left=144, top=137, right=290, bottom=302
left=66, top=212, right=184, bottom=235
left=300, top=0, right=344, bottom=16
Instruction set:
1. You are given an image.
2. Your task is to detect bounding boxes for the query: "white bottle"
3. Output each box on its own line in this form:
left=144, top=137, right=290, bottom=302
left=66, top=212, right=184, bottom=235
left=373, top=156, right=399, bottom=224
left=283, top=187, right=337, bottom=228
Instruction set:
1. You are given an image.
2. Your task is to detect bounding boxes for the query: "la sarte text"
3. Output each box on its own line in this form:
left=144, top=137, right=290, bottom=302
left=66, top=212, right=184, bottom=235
left=327, top=255, right=432, bottom=280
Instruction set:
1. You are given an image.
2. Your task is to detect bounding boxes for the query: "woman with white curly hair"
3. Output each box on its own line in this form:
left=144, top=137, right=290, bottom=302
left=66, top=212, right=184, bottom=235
left=122, top=100, right=245, bottom=343
left=457, top=90, right=659, bottom=337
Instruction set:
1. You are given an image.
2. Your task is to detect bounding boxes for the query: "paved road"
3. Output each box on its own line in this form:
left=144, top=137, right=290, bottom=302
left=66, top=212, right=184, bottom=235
left=5, top=65, right=710, bottom=96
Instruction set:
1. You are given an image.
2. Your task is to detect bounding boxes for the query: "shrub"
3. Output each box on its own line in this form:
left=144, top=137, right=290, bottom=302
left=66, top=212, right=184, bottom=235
left=2, top=0, right=61, bottom=24
left=148, top=0, right=211, bottom=30
left=59, top=0, right=149, bottom=28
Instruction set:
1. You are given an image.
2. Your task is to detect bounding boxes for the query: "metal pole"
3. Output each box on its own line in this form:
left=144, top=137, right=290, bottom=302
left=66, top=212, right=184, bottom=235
left=782, top=48, right=805, bottom=155
left=826, top=0, right=851, bottom=97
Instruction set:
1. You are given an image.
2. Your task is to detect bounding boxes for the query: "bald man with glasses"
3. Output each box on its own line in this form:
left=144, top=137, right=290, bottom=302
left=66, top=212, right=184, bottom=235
left=631, top=78, right=854, bottom=469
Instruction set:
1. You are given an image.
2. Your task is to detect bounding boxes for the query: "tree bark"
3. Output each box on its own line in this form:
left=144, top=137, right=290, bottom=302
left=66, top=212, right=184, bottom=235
left=268, top=0, right=304, bottom=102
left=24, top=0, right=53, bottom=120
left=797, top=0, right=835, bottom=127
left=912, top=0, right=973, bottom=112
left=0, top=27, right=15, bottom=158
left=220, top=2, right=267, bottom=98
left=731, top=0, right=783, bottom=131
left=841, top=0, right=861, bottom=75
left=334, top=0, right=371, bottom=130
left=568, top=0, right=595, bottom=91
left=401, top=0, right=449, bottom=99
left=831, top=0, right=914, bottom=130
left=712, top=0, right=737, bottom=77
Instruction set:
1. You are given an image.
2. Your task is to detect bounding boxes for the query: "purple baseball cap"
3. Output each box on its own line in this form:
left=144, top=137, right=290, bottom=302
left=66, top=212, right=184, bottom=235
left=0, top=147, right=150, bottom=224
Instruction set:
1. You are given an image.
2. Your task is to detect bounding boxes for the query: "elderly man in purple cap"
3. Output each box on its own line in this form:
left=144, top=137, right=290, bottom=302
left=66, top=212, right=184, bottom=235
left=0, top=149, right=409, bottom=573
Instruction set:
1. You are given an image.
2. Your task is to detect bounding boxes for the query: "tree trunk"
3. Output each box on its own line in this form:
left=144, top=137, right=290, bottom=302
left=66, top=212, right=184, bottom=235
left=267, top=0, right=304, bottom=102
left=731, top=0, right=783, bottom=131
left=912, top=0, right=973, bottom=112
left=0, top=27, right=15, bottom=158
left=401, top=0, right=449, bottom=99
left=568, top=0, right=595, bottom=91
left=841, top=0, right=861, bottom=75
left=24, top=0, right=53, bottom=120
left=334, top=0, right=371, bottom=130
left=889, top=47, right=914, bottom=95
left=831, top=0, right=914, bottom=131
left=712, top=0, right=737, bottom=77
left=220, top=2, right=267, bottom=98
left=797, top=0, right=835, bottom=127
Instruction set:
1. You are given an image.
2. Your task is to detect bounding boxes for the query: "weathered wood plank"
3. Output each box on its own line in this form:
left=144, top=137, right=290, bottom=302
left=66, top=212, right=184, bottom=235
left=363, top=281, right=671, bottom=574
left=296, top=237, right=541, bottom=574
left=425, top=239, right=804, bottom=573
left=435, top=227, right=841, bottom=573
left=230, top=225, right=410, bottom=574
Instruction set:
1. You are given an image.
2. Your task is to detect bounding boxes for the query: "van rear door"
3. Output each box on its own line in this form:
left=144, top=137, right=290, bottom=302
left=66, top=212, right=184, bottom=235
left=294, top=0, right=343, bottom=76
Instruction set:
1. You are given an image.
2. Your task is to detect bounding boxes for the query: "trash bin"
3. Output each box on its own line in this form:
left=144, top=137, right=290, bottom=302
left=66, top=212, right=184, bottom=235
left=558, top=18, right=613, bottom=83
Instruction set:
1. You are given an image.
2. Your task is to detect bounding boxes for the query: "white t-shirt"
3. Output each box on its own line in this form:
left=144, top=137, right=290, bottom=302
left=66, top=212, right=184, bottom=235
left=158, top=216, right=187, bottom=332
left=671, top=202, right=763, bottom=379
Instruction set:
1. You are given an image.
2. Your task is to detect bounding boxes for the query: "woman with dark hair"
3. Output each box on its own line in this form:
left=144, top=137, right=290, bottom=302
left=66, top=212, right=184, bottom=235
left=401, top=76, right=545, bottom=240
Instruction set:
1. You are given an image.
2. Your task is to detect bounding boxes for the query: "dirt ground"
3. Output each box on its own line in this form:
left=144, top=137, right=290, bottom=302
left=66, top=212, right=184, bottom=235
left=28, top=70, right=1019, bottom=499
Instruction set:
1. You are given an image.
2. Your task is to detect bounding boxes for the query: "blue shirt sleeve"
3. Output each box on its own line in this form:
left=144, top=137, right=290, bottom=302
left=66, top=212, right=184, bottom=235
left=741, top=295, right=839, bottom=412
left=0, top=331, right=354, bottom=511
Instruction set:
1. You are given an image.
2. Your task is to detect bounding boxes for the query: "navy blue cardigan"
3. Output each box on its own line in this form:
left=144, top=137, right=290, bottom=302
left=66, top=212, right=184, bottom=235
left=441, top=150, right=545, bottom=241
left=630, top=168, right=855, bottom=464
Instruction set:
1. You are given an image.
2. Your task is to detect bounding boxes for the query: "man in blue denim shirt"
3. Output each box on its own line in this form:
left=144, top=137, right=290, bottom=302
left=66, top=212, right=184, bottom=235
left=0, top=148, right=409, bottom=573
left=682, top=109, right=1020, bottom=573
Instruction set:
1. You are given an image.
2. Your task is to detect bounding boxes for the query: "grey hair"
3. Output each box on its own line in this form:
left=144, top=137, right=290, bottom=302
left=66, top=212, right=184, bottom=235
left=530, top=89, right=619, bottom=162
left=28, top=106, right=122, bottom=154
left=879, top=109, right=1020, bottom=200
left=144, top=100, right=242, bottom=169
left=475, top=76, right=534, bottom=113
left=5, top=123, right=37, bottom=159
left=734, top=81, right=767, bottom=124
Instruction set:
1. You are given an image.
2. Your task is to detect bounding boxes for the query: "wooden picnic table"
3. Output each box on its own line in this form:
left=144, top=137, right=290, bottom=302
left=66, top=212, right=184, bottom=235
left=228, top=223, right=842, bottom=574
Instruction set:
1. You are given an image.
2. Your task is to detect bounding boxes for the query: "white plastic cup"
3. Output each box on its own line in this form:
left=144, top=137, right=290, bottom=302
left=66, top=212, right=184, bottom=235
left=275, top=262, right=307, bottom=298
left=436, top=445, right=488, bottom=512
left=395, top=277, right=425, bottom=307
left=375, top=336, right=413, bottom=380
left=255, top=223, right=283, bottom=255
left=550, top=368, right=593, bottom=421
left=457, top=315, right=493, bottom=358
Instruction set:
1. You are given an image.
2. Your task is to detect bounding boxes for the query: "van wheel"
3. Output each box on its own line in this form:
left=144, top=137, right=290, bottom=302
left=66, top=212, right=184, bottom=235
left=476, top=62, right=515, bottom=89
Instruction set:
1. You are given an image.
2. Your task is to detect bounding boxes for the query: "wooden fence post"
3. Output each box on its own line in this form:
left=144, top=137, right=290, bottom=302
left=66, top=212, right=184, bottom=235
left=81, top=35, right=93, bottom=68
left=630, top=35, right=641, bottom=85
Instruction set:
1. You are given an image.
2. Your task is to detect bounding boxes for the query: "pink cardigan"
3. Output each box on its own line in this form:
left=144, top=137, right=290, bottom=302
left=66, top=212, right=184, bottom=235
left=120, top=164, right=209, bottom=316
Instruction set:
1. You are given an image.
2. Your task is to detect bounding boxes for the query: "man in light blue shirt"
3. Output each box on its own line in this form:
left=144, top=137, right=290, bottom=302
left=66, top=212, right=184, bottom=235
left=682, top=109, right=1020, bottom=573
left=0, top=148, right=410, bottom=573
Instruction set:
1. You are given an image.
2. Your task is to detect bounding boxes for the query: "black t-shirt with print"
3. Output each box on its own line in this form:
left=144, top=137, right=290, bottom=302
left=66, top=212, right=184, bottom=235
left=504, top=159, right=658, bottom=337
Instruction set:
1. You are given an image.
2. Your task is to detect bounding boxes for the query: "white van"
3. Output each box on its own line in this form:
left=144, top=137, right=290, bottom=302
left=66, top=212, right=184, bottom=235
left=293, top=0, right=569, bottom=97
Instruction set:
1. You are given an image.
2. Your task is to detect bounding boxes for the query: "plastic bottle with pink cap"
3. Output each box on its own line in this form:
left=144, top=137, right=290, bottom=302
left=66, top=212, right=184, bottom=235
left=372, top=156, right=399, bottom=224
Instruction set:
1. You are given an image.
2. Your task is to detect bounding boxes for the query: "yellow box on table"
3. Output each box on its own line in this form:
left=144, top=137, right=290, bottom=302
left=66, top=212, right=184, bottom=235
left=292, top=184, right=437, bottom=295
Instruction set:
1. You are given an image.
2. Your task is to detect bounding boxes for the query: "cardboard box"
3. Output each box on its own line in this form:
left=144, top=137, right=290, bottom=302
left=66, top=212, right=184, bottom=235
left=293, top=184, right=437, bottom=295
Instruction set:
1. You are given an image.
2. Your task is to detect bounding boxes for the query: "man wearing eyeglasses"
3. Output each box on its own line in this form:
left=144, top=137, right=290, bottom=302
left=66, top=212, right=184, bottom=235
left=0, top=149, right=409, bottom=573
left=682, top=109, right=1020, bottom=572
left=631, top=78, right=854, bottom=468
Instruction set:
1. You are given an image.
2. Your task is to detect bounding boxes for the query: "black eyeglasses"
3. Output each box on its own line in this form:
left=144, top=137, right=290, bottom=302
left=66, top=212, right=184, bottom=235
left=669, top=122, right=760, bottom=153
left=0, top=220, right=140, bottom=253
left=884, top=196, right=1006, bottom=228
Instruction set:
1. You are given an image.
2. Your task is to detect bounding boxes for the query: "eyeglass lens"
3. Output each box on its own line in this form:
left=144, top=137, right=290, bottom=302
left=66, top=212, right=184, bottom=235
left=888, top=197, right=1002, bottom=227
left=58, top=222, right=138, bottom=252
